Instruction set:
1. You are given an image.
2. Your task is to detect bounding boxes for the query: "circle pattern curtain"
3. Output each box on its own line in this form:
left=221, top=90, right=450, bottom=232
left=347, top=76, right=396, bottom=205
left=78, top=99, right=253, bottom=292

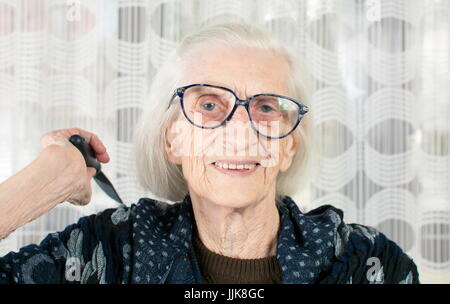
left=0, top=0, right=448, bottom=283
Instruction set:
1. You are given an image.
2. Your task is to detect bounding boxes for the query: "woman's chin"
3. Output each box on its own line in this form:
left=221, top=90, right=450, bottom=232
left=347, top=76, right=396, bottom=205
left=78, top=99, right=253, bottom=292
left=207, top=191, right=261, bottom=209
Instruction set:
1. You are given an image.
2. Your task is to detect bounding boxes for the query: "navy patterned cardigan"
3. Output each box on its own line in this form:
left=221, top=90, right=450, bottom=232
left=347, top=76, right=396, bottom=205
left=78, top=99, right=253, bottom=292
left=0, top=195, right=419, bottom=284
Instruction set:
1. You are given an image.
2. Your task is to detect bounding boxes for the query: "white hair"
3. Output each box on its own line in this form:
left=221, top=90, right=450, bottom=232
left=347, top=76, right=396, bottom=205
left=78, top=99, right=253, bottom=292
left=133, top=22, right=316, bottom=203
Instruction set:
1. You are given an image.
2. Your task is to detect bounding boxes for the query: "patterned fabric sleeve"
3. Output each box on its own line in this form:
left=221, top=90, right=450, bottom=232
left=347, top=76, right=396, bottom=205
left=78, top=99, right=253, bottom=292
left=0, top=205, right=133, bottom=284
left=319, top=223, right=420, bottom=284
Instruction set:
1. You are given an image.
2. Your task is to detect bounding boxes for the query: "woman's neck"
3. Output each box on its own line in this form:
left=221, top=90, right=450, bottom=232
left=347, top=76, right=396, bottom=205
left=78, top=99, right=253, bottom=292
left=189, top=191, right=280, bottom=259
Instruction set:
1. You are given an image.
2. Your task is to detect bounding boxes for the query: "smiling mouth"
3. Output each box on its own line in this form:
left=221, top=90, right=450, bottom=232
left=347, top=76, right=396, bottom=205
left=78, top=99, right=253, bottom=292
left=211, top=161, right=260, bottom=177
left=212, top=161, right=261, bottom=170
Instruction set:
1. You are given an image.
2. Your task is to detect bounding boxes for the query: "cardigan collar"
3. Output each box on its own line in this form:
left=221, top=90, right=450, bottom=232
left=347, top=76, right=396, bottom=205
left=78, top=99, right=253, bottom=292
left=131, top=194, right=343, bottom=284
left=130, top=195, right=195, bottom=283
left=275, top=196, right=341, bottom=283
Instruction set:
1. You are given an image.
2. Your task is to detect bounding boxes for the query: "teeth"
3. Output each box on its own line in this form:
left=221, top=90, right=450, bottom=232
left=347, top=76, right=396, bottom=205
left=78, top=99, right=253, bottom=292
left=214, top=162, right=257, bottom=170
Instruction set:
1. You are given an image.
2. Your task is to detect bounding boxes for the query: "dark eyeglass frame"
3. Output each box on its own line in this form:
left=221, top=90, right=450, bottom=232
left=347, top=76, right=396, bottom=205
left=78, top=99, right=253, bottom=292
left=167, top=83, right=309, bottom=139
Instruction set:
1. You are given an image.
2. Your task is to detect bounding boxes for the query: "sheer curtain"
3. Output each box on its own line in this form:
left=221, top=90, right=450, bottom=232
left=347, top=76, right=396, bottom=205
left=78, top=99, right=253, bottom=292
left=0, top=0, right=448, bottom=283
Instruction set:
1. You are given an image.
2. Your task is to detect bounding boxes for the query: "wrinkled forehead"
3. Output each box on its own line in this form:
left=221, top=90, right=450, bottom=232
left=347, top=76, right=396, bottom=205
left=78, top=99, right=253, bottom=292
left=179, top=43, right=292, bottom=99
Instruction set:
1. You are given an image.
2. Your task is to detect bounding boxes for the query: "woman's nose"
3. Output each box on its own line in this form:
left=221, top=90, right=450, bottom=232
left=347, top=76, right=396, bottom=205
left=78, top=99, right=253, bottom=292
left=228, top=105, right=250, bottom=123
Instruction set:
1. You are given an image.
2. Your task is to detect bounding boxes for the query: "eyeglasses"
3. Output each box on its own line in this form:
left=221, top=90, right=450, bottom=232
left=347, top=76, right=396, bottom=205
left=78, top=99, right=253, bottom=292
left=167, top=83, right=309, bottom=139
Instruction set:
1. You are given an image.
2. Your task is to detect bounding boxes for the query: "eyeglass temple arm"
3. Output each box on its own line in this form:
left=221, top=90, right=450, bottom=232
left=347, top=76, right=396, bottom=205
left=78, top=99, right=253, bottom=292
left=166, top=91, right=179, bottom=110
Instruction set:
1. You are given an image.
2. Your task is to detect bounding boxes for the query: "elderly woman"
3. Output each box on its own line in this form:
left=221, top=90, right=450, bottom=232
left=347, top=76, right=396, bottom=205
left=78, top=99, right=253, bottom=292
left=0, top=22, right=419, bottom=284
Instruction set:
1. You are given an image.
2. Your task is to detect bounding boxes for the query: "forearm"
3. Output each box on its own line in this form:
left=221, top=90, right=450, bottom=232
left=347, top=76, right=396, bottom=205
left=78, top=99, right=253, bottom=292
left=0, top=146, right=76, bottom=239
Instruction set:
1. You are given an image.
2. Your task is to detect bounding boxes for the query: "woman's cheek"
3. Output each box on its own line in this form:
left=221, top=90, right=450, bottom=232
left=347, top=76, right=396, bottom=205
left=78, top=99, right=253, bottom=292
left=259, top=139, right=281, bottom=168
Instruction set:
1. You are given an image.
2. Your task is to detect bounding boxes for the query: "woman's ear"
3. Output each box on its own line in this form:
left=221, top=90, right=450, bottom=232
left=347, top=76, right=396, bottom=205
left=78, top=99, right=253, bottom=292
left=279, top=132, right=299, bottom=172
left=164, top=120, right=183, bottom=165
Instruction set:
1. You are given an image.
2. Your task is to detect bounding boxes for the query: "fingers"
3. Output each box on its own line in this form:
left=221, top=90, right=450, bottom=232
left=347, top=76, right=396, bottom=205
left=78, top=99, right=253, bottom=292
left=95, top=152, right=110, bottom=163
left=73, top=129, right=110, bottom=163
left=71, top=172, right=94, bottom=206
left=59, top=128, right=110, bottom=163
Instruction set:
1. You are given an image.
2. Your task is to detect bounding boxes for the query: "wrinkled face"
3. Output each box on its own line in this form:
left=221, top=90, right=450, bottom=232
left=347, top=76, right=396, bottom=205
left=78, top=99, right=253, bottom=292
left=165, top=43, right=298, bottom=208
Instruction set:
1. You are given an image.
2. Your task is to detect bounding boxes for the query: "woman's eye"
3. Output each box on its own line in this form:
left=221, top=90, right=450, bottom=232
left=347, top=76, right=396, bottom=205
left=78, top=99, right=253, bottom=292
left=202, top=103, right=216, bottom=111
left=259, top=104, right=274, bottom=113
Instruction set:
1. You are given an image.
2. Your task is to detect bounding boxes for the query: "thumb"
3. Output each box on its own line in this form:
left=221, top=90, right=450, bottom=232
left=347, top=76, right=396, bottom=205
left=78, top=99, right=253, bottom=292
left=87, top=167, right=97, bottom=179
